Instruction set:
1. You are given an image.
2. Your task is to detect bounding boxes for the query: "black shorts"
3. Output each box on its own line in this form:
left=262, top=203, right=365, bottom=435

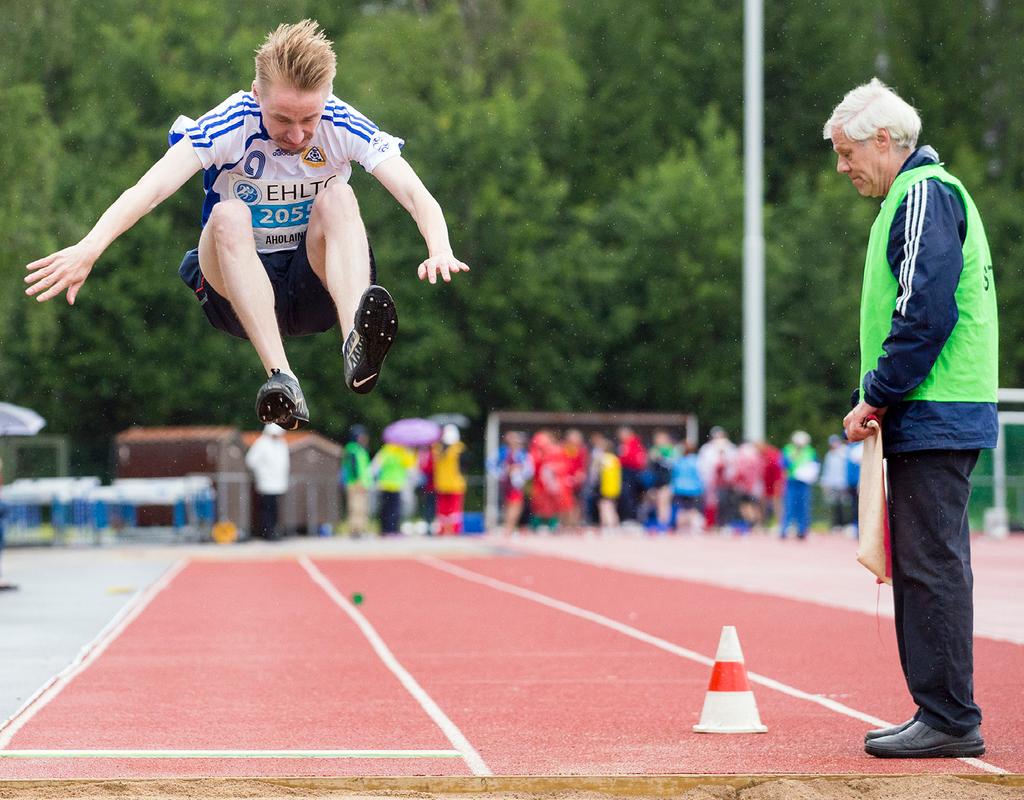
left=178, top=236, right=377, bottom=339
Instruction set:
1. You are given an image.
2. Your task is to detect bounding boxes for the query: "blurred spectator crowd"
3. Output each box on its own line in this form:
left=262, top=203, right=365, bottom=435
left=489, top=426, right=864, bottom=538
left=0, top=421, right=865, bottom=550
left=247, top=419, right=866, bottom=540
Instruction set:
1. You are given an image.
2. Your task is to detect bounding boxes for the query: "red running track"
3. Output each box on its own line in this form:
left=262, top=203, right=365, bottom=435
left=312, top=556, right=1021, bottom=775
left=0, top=553, right=1020, bottom=779
left=0, top=561, right=461, bottom=779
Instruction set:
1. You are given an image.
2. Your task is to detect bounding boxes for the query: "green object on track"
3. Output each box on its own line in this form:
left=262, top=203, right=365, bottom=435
left=352, top=592, right=364, bottom=605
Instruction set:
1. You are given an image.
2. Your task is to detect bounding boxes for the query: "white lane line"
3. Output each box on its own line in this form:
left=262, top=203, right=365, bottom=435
left=958, top=757, right=1009, bottom=775
left=420, top=556, right=1009, bottom=776
left=0, top=559, right=189, bottom=749
left=0, top=748, right=462, bottom=759
left=298, top=556, right=491, bottom=777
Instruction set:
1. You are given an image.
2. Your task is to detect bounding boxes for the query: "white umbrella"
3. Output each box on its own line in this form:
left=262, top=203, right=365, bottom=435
left=0, top=403, right=42, bottom=590
left=0, top=403, right=46, bottom=436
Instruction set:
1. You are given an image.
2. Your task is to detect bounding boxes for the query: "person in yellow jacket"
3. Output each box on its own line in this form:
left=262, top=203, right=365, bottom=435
left=371, top=442, right=416, bottom=535
left=432, top=424, right=467, bottom=535
left=590, top=432, right=621, bottom=531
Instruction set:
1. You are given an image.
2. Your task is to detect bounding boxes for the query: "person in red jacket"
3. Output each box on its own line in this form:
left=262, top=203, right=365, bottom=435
left=617, top=426, right=647, bottom=522
left=759, top=441, right=784, bottom=528
left=529, top=430, right=565, bottom=530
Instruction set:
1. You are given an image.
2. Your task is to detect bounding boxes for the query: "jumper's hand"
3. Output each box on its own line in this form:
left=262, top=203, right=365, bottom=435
left=843, top=401, right=886, bottom=442
left=25, top=243, right=99, bottom=305
left=417, top=252, right=470, bottom=285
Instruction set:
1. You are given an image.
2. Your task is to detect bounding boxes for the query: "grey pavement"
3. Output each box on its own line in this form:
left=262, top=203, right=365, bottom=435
left=0, top=546, right=175, bottom=724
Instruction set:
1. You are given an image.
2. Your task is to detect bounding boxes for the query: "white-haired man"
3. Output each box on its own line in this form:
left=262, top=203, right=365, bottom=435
left=25, top=20, right=468, bottom=429
left=825, top=78, right=997, bottom=758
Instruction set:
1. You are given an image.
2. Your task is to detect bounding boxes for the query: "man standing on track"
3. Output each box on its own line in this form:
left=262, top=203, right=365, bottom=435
left=24, top=20, right=469, bottom=429
left=825, top=78, right=997, bottom=758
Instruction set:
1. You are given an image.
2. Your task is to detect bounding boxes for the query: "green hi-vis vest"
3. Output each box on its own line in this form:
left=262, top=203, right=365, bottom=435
left=782, top=443, right=816, bottom=479
left=860, top=163, right=998, bottom=403
left=342, top=442, right=371, bottom=488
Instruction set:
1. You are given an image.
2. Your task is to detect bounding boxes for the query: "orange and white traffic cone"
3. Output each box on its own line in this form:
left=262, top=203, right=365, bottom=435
left=693, top=625, right=768, bottom=733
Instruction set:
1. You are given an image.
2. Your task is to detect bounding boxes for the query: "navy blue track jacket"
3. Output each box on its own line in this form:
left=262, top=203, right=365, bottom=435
left=860, top=146, right=997, bottom=454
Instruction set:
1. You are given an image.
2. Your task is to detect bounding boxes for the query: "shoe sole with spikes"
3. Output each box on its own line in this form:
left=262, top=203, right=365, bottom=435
left=256, top=370, right=310, bottom=430
left=345, top=285, right=399, bottom=394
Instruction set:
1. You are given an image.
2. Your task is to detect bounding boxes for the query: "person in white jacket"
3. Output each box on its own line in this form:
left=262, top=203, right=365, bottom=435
left=245, top=424, right=290, bottom=539
left=819, top=434, right=851, bottom=531
left=697, top=426, right=737, bottom=529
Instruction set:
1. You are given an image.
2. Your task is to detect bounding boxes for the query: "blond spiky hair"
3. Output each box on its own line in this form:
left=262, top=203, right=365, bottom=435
left=255, top=20, right=336, bottom=93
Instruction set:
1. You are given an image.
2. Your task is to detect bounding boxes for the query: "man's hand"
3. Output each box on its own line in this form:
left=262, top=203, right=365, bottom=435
left=24, top=140, right=200, bottom=305
left=23, top=141, right=202, bottom=306
left=25, top=242, right=101, bottom=305
left=844, top=400, right=886, bottom=442
left=417, top=252, right=470, bottom=285
left=372, top=158, right=470, bottom=285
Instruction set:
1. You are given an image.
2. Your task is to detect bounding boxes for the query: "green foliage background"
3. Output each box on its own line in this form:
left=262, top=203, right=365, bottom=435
left=2, top=0, right=1022, bottom=475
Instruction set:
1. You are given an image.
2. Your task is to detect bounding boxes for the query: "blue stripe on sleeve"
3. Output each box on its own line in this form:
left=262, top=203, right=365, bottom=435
left=336, top=104, right=376, bottom=128
left=197, top=96, right=258, bottom=126
left=337, top=115, right=377, bottom=136
left=191, top=110, right=262, bottom=143
left=326, top=119, right=372, bottom=142
left=326, top=103, right=378, bottom=134
left=189, top=118, right=246, bottom=147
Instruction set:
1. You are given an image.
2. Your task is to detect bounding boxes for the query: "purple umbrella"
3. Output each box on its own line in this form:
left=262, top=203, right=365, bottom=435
left=382, top=418, right=442, bottom=448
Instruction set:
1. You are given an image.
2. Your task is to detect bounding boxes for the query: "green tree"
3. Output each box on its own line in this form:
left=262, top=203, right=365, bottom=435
left=580, top=109, right=746, bottom=432
left=4, top=0, right=1024, bottom=475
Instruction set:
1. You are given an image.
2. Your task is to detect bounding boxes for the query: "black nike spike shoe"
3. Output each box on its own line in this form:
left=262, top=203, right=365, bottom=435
left=344, top=285, right=399, bottom=394
left=255, top=369, right=310, bottom=430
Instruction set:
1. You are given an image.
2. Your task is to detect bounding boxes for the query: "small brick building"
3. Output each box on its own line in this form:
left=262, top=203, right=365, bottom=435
left=116, top=426, right=342, bottom=535
left=116, top=427, right=249, bottom=529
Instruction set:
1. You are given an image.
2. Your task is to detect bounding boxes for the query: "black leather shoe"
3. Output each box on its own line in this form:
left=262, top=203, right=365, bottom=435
left=865, top=717, right=917, bottom=742
left=865, top=720, right=984, bottom=758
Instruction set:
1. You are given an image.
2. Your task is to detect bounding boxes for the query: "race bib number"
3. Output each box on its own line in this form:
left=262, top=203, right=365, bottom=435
left=228, top=174, right=339, bottom=251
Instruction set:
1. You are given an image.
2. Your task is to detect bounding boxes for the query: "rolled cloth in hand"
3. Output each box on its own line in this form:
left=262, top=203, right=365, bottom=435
left=856, top=418, right=892, bottom=585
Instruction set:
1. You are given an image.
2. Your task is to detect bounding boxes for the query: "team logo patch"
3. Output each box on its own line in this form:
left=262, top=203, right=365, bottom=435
left=233, top=181, right=262, bottom=204
left=302, top=145, right=327, bottom=167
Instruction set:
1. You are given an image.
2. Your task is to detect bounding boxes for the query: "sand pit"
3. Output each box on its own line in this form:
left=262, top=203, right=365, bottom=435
left=0, top=775, right=1022, bottom=800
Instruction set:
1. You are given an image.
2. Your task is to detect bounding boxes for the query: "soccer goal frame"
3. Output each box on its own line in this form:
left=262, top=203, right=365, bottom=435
left=985, top=388, right=1024, bottom=537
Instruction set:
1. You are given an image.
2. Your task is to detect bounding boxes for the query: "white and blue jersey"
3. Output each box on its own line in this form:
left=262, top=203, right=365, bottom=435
left=169, top=91, right=403, bottom=253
